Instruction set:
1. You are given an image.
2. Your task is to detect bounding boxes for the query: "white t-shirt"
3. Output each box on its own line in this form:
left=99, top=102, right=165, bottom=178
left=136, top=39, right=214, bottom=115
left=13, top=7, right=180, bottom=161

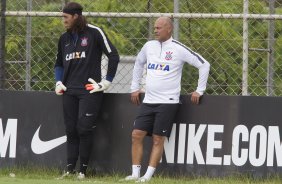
left=131, top=37, right=210, bottom=104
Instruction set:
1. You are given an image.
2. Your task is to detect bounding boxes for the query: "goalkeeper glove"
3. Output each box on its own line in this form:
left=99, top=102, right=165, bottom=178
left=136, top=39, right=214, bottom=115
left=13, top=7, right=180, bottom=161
left=55, top=81, right=67, bottom=95
left=85, top=78, right=111, bottom=93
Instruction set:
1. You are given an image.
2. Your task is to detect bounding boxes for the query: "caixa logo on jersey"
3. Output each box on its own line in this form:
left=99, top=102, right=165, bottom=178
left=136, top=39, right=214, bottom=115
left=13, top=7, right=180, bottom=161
left=65, top=51, right=86, bottom=61
left=162, top=123, right=282, bottom=167
left=0, top=118, right=66, bottom=158
left=148, top=63, right=170, bottom=71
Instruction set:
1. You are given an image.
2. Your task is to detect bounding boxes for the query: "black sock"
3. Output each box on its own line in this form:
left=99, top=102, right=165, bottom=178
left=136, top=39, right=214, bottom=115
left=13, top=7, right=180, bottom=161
left=79, top=132, right=93, bottom=174
left=66, top=162, right=76, bottom=173
left=79, top=163, right=87, bottom=174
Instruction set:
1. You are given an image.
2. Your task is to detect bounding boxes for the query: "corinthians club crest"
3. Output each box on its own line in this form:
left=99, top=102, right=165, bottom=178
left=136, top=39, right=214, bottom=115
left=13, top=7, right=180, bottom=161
left=81, top=37, right=88, bottom=47
left=165, top=51, right=173, bottom=60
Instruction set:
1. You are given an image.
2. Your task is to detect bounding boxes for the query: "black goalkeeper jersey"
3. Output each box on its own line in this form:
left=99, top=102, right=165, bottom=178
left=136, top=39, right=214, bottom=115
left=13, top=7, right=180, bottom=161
left=55, top=24, right=120, bottom=90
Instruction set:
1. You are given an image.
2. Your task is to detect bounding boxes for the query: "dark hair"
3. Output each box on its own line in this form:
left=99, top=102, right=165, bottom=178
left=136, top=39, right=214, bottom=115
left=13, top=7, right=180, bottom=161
left=63, top=2, right=87, bottom=33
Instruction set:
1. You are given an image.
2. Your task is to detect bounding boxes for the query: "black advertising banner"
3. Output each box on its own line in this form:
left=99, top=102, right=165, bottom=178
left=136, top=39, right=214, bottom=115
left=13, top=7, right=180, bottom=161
left=159, top=96, right=282, bottom=177
left=0, top=90, right=281, bottom=177
left=0, top=90, right=66, bottom=167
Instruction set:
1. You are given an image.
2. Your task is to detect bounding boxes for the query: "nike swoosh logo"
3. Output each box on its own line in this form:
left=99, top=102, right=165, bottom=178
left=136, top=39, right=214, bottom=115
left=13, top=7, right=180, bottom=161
left=31, top=125, right=66, bottom=154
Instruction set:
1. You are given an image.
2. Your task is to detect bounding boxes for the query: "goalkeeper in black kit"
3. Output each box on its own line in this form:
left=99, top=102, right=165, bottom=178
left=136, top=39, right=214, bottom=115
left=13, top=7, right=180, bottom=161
left=54, top=2, right=119, bottom=179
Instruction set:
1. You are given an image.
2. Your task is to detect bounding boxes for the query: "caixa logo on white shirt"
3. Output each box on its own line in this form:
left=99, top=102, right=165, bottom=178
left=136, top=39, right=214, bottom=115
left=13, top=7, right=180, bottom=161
left=148, top=63, right=170, bottom=71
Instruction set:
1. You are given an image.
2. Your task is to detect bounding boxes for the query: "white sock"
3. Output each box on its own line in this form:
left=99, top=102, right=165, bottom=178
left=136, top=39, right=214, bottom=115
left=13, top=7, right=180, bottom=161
left=143, top=166, right=156, bottom=180
left=132, top=165, right=141, bottom=177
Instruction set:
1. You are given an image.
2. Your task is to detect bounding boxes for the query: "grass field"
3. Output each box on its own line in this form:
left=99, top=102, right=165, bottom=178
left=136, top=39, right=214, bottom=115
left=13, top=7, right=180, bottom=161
left=0, top=167, right=281, bottom=184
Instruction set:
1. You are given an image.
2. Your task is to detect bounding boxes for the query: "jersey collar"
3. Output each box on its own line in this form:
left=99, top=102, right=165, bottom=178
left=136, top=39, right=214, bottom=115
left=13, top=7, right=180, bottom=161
left=160, top=37, right=173, bottom=45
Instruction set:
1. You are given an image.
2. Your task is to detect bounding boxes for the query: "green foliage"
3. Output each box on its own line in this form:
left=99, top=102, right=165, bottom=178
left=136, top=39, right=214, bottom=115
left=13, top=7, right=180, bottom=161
left=179, top=17, right=243, bottom=95
left=4, top=0, right=282, bottom=95
left=178, top=0, right=281, bottom=96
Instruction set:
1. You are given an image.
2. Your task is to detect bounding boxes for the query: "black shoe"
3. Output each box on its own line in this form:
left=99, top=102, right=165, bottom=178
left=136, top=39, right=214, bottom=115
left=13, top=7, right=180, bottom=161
left=56, top=170, right=75, bottom=180
left=77, top=172, right=85, bottom=180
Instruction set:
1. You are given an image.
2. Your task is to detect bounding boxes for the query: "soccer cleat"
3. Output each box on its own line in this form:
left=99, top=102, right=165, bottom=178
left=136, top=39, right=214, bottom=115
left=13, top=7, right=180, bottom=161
left=135, top=176, right=150, bottom=183
left=124, top=175, right=139, bottom=181
left=56, top=171, right=74, bottom=180
left=123, top=175, right=139, bottom=181
left=77, top=172, right=85, bottom=180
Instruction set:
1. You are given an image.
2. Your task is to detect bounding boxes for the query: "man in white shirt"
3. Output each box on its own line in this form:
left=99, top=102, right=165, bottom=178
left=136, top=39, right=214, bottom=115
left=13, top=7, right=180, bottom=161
left=126, top=16, right=210, bottom=182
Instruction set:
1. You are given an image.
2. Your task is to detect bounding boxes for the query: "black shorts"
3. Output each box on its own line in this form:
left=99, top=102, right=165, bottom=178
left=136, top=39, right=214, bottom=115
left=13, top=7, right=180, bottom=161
left=133, top=103, right=179, bottom=137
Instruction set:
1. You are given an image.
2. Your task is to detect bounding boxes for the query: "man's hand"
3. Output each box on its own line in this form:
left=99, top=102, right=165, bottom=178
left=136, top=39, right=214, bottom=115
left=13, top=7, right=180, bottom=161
left=55, top=81, right=67, bottom=95
left=85, top=78, right=111, bottom=93
left=131, top=90, right=141, bottom=105
left=191, top=91, right=201, bottom=104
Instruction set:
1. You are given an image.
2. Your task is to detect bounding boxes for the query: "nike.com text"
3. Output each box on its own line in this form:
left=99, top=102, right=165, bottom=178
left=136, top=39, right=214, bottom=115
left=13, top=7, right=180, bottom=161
left=163, top=124, right=282, bottom=167
left=1, top=119, right=282, bottom=167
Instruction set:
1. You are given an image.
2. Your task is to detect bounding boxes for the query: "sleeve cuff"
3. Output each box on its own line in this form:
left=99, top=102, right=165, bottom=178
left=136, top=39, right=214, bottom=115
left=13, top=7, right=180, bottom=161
left=196, top=91, right=204, bottom=96
left=106, top=76, right=114, bottom=82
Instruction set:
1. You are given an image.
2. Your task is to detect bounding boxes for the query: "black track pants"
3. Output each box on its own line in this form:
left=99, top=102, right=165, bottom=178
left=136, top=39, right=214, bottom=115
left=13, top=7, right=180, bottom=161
left=62, top=90, right=103, bottom=171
